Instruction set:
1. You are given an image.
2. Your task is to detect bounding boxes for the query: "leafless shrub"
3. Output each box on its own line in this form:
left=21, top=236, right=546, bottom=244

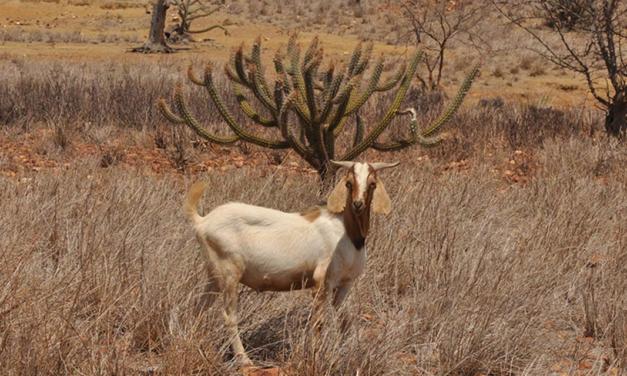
left=53, top=123, right=71, bottom=150
left=399, top=0, right=489, bottom=90
left=540, top=0, right=594, bottom=30
left=99, top=147, right=124, bottom=168
left=494, top=0, right=627, bottom=137
left=168, top=126, right=192, bottom=172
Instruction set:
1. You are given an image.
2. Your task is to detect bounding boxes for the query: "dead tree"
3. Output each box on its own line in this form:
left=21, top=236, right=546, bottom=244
left=167, top=0, right=229, bottom=43
left=133, top=0, right=174, bottom=53
left=399, top=0, right=488, bottom=90
left=494, top=0, right=627, bottom=138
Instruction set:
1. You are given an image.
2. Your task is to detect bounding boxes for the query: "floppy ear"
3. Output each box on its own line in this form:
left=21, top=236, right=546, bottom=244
left=372, top=178, right=392, bottom=215
left=327, top=176, right=348, bottom=213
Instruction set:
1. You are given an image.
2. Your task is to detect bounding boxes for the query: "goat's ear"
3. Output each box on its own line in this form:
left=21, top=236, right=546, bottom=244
left=372, top=178, right=392, bottom=215
left=327, top=176, right=347, bottom=213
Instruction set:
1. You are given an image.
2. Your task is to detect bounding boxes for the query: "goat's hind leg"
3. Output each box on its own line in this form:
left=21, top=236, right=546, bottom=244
left=221, top=263, right=253, bottom=366
left=195, top=265, right=221, bottom=313
left=197, top=236, right=252, bottom=365
left=195, top=236, right=222, bottom=312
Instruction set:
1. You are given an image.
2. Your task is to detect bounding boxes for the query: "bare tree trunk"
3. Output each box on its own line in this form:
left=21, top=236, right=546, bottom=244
left=605, top=91, right=627, bottom=138
left=132, top=0, right=173, bottom=53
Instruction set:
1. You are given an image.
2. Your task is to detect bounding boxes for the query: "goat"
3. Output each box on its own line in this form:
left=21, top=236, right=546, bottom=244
left=184, top=160, right=399, bottom=365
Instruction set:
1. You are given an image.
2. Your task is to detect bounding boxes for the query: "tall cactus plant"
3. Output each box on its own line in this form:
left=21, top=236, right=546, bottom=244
left=159, top=35, right=479, bottom=181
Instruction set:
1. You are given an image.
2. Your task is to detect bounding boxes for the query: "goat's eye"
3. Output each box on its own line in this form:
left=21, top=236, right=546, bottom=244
left=345, top=181, right=352, bottom=189
left=369, top=182, right=376, bottom=189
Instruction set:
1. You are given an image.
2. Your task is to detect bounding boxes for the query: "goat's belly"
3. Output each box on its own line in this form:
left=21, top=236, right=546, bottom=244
left=241, top=267, right=316, bottom=292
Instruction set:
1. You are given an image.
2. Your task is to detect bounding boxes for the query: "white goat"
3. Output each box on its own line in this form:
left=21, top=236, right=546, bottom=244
left=184, top=160, right=399, bottom=365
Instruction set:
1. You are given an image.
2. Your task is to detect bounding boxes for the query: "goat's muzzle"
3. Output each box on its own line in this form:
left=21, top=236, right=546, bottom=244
left=352, top=200, right=365, bottom=213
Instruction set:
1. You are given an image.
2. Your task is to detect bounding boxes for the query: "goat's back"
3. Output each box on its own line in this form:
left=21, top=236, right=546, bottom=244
left=194, top=202, right=346, bottom=287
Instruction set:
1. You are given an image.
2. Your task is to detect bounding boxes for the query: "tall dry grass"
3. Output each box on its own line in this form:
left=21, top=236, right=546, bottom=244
left=1, top=136, right=625, bottom=374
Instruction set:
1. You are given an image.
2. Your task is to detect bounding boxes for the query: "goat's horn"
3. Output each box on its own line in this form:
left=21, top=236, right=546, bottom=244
left=370, top=161, right=400, bottom=171
left=330, top=160, right=356, bottom=169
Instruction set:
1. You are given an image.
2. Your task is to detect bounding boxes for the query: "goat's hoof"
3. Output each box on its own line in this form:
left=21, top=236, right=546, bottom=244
left=236, top=353, right=254, bottom=367
left=241, top=365, right=282, bottom=376
left=241, top=366, right=282, bottom=376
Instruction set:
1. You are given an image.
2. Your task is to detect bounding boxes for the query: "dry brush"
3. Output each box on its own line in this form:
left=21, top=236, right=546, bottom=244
left=0, top=137, right=625, bottom=374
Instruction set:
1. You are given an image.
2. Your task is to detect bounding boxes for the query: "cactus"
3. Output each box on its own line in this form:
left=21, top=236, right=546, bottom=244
left=159, top=35, right=480, bottom=181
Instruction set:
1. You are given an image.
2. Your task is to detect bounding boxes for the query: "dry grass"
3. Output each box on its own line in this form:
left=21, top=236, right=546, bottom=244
left=0, top=57, right=194, bottom=130
left=1, top=135, right=625, bottom=374
left=0, top=27, right=141, bottom=44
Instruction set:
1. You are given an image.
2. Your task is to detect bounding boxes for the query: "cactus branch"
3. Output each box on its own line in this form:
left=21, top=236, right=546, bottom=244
left=345, top=57, right=384, bottom=116
left=376, top=62, right=406, bottom=92
left=201, top=65, right=289, bottom=149
left=233, top=84, right=277, bottom=127
left=340, top=49, right=423, bottom=161
left=352, top=42, right=374, bottom=77
left=157, top=98, right=185, bottom=124
left=347, top=42, right=363, bottom=76
left=372, top=108, right=444, bottom=151
left=250, top=39, right=278, bottom=114
left=422, top=63, right=480, bottom=136
left=187, top=65, right=205, bottom=86
left=172, top=85, right=239, bottom=144
left=353, top=112, right=365, bottom=147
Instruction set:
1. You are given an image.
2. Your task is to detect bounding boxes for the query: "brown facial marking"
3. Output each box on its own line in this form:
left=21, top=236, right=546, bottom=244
left=365, top=165, right=377, bottom=207
left=346, top=167, right=358, bottom=202
left=299, top=206, right=321, bottom=222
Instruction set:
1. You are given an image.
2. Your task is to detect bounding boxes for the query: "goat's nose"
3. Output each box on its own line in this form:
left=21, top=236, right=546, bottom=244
left=353, top=201, right=364, bottom=211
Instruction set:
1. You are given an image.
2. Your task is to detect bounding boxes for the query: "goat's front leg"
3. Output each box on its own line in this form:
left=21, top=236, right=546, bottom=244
left=311, top=283, right=329, bottom=332
left=333, top=282, right=353, bottom=333
left=332, top=282, right=352, bottom=308
left=311, top=263, right=331, bottom=331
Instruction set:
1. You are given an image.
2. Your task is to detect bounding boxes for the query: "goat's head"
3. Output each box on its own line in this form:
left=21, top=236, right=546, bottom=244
left=327, top=160, right=399, bottom=217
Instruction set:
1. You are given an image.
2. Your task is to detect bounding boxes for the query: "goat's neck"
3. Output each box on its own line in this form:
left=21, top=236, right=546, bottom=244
left=342, top=207, right=370, bottom=251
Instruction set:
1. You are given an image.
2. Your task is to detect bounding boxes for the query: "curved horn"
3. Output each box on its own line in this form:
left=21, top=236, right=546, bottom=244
left=330, top=160, right=356, bottom=169
left=370, top=161, right=400, bottom=171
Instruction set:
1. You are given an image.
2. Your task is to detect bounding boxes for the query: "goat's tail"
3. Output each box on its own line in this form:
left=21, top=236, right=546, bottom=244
left=184, top=181, right=207, bottom=225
